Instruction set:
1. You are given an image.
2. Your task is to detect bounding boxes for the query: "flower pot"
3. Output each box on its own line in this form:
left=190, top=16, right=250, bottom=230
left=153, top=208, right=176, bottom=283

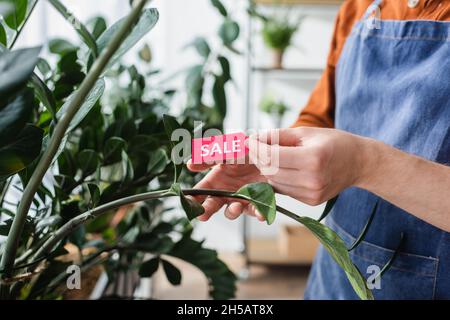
left=272, top=49, right=285, bottom=69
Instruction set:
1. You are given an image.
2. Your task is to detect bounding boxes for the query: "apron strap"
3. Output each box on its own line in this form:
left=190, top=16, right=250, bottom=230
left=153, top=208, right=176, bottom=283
left=363, top=0, right=383, bottom=30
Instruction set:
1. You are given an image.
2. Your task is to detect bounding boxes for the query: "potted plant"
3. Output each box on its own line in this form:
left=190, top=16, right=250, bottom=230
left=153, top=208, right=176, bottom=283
left=259, top=93, right=290, bottom=128
left=248, top=0, right=303, bottom=69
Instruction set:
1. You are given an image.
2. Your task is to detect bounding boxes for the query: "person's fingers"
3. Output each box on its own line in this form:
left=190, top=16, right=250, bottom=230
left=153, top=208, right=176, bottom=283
left=224, top=202, right=244, bottom=220
left=253, top=128, right=303, bottom=146
left=247, top=135, right=308, bottom=170
left=186, top=159, right=215, bottom=172
left=268, top=180, right=321, bottom=205
left=243, top=204, right=266, bottom=222
left=197, top=196, right=227, bottom=221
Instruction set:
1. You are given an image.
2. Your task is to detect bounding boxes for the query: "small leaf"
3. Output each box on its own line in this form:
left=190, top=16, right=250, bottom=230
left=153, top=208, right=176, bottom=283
left=138, top=43, right=152, bottom=63
left=170, top=183, right=205, bottom=221
left=218, top=56, right=231, bottom=82
left=76, top=149, right=100, bottom=177
left=148, top=148, right=169, bottom=175
left=49, top=38, right=77, bottom=55
left=191, top=37, right=210, bottom=59
left=30, top=73, right=57, bottom=118
left=212, top=75, right=227, bottom=119
left=219, top=19, right=240, bottom=45
left=87, top=16, right=107, bottom=40
left=163, top=114, right=183, bottom=182
left=162, top=259, right=182, bottom=285
left=210, top=0, right=228, bottom=17
left=121, top=150, right=134, bottom=182
left=85, top=183, right=100, bottom=208
left=234, top=183, right=276, bottom=225
left=103, top=137, right=127, bottom=165
left=0, top=24, right=6, bottom=46
left=139, top=257, right=160, bottom=278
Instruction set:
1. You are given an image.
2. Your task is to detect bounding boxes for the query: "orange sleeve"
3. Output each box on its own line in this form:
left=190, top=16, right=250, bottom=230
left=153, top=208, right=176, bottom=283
left=291, top=0, right=373, bottom=128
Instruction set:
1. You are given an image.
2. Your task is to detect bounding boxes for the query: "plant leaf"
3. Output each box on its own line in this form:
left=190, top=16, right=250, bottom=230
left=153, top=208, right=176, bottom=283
left=0, top=24, right=6, bottom=46
left=76, top=149, right=100, bottom=177
left=0, top=46, right=41, bottom=100
left=348, top=200, right=378, bottom=251
left=85, top=183, right=100, bottom=208
left=139, top=257, right=160, bottom=278
left=57, top=78, right=105, bottom=133
left=48, top=0, right=98, bottom=57
left=170, top=183, right=205, bottom=221
left=295, top=216, right=374, bottom=300
left=234, top=183, right=276, bottom=225
left=148, top=148, right=169, bottom=175
left=94, top=8, right=159, bottom=70
left=210, top=0, right=228, bottom=17
left=3, top=0, right=27, bottom=30
left=191, top=37, right=210, bottom=59
left=49, top=38, right=77, bottom=55
left=103, top=137, right=127, bottom=165
left=161, top=259, right=182, bottom=286
left=163, top=114, right=184, bottom=182
left=30, top=73, right=57, bottom=118
left=318, top=194, right=339, bottom=222
left=0, top=124, right=44, bottom=181
left=212, top=75, right=227, bottom=119
left=219, top=19, right=239, bottom=45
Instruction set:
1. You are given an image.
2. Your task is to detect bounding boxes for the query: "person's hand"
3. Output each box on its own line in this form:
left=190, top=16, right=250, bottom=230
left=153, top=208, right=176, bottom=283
left=186, top=161, right=267, bottom=221
left=248, top=127, right=373, bottom=206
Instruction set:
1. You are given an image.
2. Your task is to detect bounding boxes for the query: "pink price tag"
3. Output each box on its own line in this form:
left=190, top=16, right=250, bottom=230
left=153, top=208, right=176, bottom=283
left=191, top=132, right=248, bottom=164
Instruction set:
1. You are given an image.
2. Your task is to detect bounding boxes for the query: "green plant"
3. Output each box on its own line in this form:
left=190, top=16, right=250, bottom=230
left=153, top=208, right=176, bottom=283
left=248, top=0, right=302, bottom=51
left=0, top=0, right=396, bottom=301
left=259, top=94, right=290, bottom=127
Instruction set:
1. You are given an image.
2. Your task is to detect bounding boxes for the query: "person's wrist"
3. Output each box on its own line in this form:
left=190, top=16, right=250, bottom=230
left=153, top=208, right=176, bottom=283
left=352, top=135, right=385, bottom=189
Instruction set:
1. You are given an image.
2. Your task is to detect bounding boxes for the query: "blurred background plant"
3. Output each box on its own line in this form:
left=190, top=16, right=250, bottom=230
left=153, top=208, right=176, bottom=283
left=259, top=93, right=290, bottom=128
left=0, top=0, right=239, bottom=300
left=248, top=0, right=303, bottom=69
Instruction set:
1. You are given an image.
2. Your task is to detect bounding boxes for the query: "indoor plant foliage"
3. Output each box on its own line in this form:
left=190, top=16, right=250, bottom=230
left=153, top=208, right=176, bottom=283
left=248, top=0, right=303, bottom=69
left=259, top=93, right=290, bottom=128
left=0, top=0, right=388, bottom=301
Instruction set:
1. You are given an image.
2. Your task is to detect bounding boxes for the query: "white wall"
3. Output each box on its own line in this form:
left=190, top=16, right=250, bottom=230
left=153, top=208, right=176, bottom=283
left=14, top=0, right=340, bottom=251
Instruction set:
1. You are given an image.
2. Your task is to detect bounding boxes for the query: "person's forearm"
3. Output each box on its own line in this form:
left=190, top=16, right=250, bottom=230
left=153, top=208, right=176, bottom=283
left=356, top=138, right=450, bottom=232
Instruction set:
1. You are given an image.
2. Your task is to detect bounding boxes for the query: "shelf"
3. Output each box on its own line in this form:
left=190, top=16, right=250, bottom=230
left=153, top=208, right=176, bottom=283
left=252, top=66, right=324, bottom=80
left=254, top=0, right=344, bottom=5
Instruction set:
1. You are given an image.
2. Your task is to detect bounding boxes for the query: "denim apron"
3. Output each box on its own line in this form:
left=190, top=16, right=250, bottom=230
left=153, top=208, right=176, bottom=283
left=305, top=0, right=450, bottom=300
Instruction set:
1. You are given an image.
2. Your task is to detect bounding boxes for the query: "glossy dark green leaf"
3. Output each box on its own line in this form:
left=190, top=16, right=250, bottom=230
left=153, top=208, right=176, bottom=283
left=87, top=16, right=107, bottom=40
left=0, top=46, right=41, bottom=100
left=219, top=19, right=239, bottom=45
left=163, top=114, right=183, bottom=182
left=210, top=0, right=228, bottom=17
left=121, top=150, right=134, bottom=182
left=139, top=257, right=160, bottom=278
left=3, top=0, right=27, bottom=30
left=0, top=24, right=6, bottom=46
left=161, top=259, right=182, bottom=285
left=54, top=174, right=76, bottom=194
left=103, top=137, right=127, bottom=165
left=170, top=183, right=205, bottom=221
left=318, top=194, right=339, bottom=222
left=85, top=183, right=100, bottom=208
left=0, top=124, right=43, bottom=181
left=148, top=148, right=169, bottom=175
left=0, top=87, right=34, bottom=147
left=168, top=234, right=237, bottom=299
left=94, top=8, right=159, bottom=70
left=30, top=73, right=57, bottom=118
left=234, top=183, right=276, bottom=225
left=76, top=149, right=100, bottom=177
left=48, top=0, right=98, bottom=57
left=57, top=78, right=105, bottom=133
left=49, top=38, right=77, bottom=55
left=212, top=75, right=227, bottom=119
left=36, top=58, right=51, bottom=79
left=295, top=216, right=373, bottom=300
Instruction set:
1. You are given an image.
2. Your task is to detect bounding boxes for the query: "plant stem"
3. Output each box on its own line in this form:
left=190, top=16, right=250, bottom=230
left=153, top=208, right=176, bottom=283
left=30, top=188, right=305, bottom=264
left=0, top=0, right=149, bottom=298
left=8, top=0, right=39, bottom=49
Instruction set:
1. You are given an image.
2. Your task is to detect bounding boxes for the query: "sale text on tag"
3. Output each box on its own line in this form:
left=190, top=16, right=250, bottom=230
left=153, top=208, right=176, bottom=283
left=191, top=132, right=248, bottom=164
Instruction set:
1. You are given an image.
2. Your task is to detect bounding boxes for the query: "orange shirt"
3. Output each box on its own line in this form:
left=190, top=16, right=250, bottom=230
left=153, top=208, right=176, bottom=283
left=292, top=0, right=450, bottom=128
